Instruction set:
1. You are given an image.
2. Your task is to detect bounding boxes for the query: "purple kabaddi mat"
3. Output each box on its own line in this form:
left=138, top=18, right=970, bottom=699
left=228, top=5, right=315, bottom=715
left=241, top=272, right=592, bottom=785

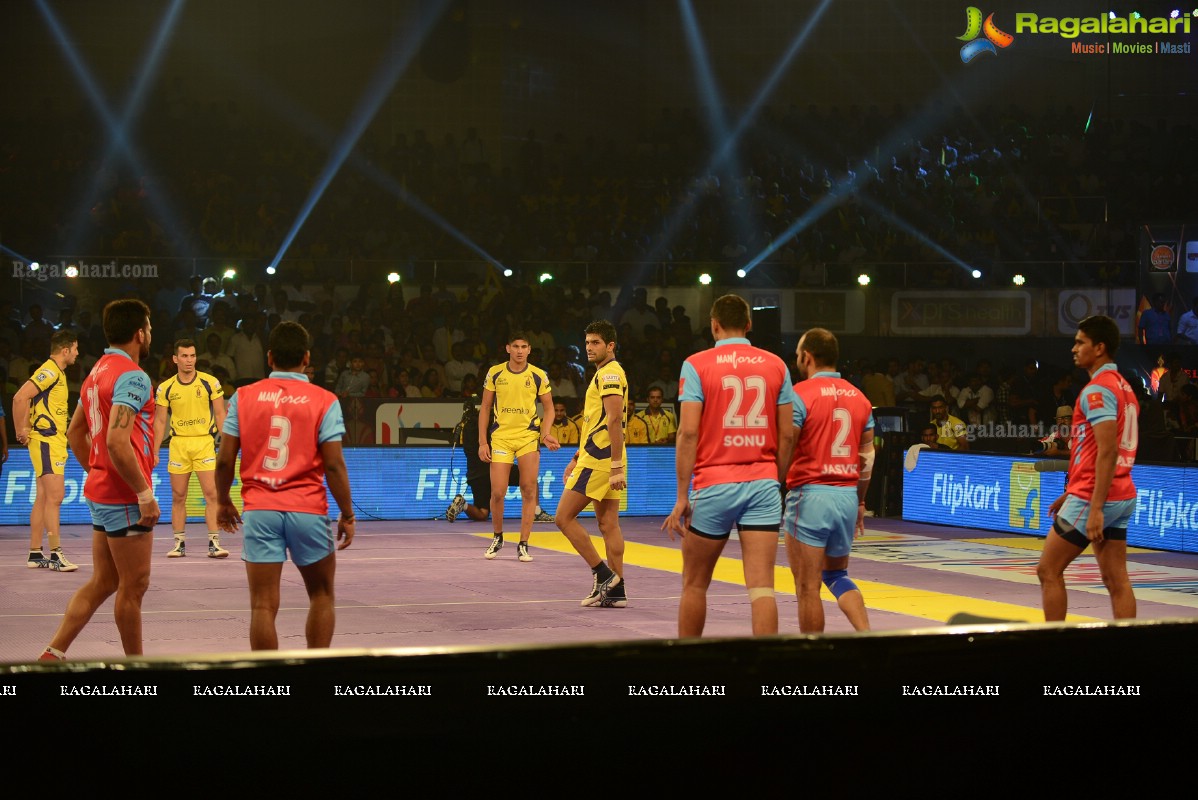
left=3, top=515, right=1197, bottom=663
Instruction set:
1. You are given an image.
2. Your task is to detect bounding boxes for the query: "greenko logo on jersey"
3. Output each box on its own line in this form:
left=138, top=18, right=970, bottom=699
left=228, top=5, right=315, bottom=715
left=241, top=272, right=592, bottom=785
left=1008, top=462, right=1040, bottom=530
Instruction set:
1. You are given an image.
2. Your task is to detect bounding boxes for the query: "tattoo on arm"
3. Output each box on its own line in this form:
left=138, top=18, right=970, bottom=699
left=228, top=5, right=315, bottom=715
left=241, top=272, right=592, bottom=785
left=112, top=405, right=133, bottom=430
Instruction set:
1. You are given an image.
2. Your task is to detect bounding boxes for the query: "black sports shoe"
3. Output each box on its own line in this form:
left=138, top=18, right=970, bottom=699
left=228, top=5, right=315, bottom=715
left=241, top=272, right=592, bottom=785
left=517, top=541, right=533, bottom=562
left=446, top=495, right=467, bottom=522
left=484, top=534, right=504, bottom=559
left=581, top=570, right=621, bottom=607
left=600, top=579, right=627, bottom=608
left=534, top=509, right=553, bottom=523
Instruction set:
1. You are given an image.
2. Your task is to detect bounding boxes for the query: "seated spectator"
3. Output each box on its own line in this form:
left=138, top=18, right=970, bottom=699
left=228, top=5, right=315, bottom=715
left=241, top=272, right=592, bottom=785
left=634, top=387, right=677, bottom=444
left=335, top=355, right=370, bottom=398
left=421, top=368, right=447, bottom=398
left=444, top=341, right=478, bottom=395
left=862, top=359, right=895, bottom=407
left=551, top=400, right=580, bottom=446
left=957, top=373, right=995, bottom=426
left=919, top=423, right=940, bottom=449
left=929, top=395, right=968, bottom=450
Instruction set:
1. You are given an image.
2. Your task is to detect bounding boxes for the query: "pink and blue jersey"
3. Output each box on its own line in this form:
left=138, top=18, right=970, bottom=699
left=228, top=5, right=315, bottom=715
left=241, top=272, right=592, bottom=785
left=678, top=337, right=796, bottom=490
left=223, top=372, right=345, bottom=514
left=1065, top=363, right=1138, bottom=502
left=81, top=349, right=155, bottom=505
left=786, top=372, right=874, bottom=489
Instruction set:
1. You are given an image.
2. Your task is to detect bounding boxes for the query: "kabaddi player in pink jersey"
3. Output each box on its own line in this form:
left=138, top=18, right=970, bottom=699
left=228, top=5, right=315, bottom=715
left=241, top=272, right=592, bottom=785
left=784, top=328, right=875, bottom=633
left=41, top=299, right=159, bottom=660
left=663, top=294, right=796, bottom=637
left=1037, top=315, right=1138, bottom=621
left=215, top=321, right=355, bottom=650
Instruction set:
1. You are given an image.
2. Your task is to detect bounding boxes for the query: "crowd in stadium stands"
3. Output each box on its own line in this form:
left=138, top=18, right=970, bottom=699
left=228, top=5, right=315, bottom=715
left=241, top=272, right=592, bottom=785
left=4, top=102, right=1192, bottom=275
left=2, top=101, right=1193, bottom=450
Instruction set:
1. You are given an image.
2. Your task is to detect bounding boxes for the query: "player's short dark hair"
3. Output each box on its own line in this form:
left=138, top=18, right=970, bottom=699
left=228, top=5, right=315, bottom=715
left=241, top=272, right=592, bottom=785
left=710, top=293, right=751, bottom=332
left=1078, top=314, right=1120, bottom=357
left=929, top=394, right=948, bottom=406
left=585, top=320, right=617, bottom=345
left=174, top=338, right=196, bottom=354
left=49, top=329, right=77, bottom=353
left=920, top=423, right=938, bottom=436
left=508, top=331, right=530, bottom=344
left=102, top=299, right=150, bottom=346
left=800, top=327, right=839, bottom=368
left=269, top=321, right=310, bottom=370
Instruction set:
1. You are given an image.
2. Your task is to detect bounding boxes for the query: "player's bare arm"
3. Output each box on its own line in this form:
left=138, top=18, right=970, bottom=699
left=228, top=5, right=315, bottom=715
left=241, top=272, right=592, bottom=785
left=320, top=439, right=355, bottom=549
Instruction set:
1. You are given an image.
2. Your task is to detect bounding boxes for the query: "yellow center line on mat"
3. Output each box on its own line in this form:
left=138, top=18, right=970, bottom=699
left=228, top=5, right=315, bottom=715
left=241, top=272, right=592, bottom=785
left=478, top=531, right=1096, bottom=624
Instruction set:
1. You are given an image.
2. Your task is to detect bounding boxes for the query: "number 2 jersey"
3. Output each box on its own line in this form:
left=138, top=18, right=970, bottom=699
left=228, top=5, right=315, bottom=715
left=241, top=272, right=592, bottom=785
left=678, top=337, right=796, bottom=490
left=1065, top=363, right=1138, bottom=502
left=786, top=371, right=875, bottom=489
left=223, top=371, right=346, bottom=514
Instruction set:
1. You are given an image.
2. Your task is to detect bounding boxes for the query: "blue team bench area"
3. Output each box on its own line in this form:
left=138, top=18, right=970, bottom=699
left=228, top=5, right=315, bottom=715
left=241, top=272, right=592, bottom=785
left=903, top=448, right=1198, bottom=554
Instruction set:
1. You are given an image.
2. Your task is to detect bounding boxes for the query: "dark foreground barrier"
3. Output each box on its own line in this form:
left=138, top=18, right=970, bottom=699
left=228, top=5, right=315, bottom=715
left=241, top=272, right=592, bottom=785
left=5, top=618, right=1193, bottom=742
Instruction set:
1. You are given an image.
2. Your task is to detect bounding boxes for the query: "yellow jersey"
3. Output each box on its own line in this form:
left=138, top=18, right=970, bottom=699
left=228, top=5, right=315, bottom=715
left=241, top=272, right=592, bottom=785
left=28, top=358, right=69, bottom=440
left=625, top=414, right=649, bottom=445
left=156, top=371, right=224, bottom=436
left=552, top=417, right=581, bottom=445
left=483, top=362, right=551, bottom=438
left=577, top=359, right=628, bottom=469
left=635, top=408, right=677, bottom=443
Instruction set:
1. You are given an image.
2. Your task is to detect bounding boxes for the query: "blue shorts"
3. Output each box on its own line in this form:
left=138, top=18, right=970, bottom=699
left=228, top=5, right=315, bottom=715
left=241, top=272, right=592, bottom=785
left=1054, top=495, right=1136, bottom=546
left=87, top=499, right=154, bottom=538
left=688, top=479, right=781, bottom=539
left=783, top=485, right=858, bottom=558
left=242, top=510, right=335, bottom=567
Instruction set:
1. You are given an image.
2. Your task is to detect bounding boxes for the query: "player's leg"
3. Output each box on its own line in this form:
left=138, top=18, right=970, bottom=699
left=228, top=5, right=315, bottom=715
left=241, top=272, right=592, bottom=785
left=679, top=530, right=725, bottom=637
left=593, top=497, right=624, bottom=577
left=488, top=461, right=512, bottom=534
left=45, top=530, right=121, bottom=656
left=554, top=488, right=600, bottom=564
left=1092, top=535, right=1136, bottom=619
left=106, top=527, right=154, bottom=655
left=786, top=536, right=827, bottom=632
left=515, top=447, right=540, bottom=542
left=194, top=468, right=228, bottom=557
left=28, top=442, right=48, bottom=555
left=822, top=554, right=868, bottom=631
left=296, top=552, right=337, bottom=648
left=245, top=562, right=285, bottom=649
left=38, top=472, right=66, bottom=552
left=168, top=443, right=191, bottom=555
left=739, top=530, right=779, bottom=635
left=1037, top=496, right=1090, bottom=621
left=242, top=510, right=287, bottom=649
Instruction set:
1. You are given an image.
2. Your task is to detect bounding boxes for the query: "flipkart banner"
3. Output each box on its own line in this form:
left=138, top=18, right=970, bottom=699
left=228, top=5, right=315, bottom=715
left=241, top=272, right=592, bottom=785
left=0, top=447, right=676, bottom=526
left=903, top=450, right=1198, bottom=554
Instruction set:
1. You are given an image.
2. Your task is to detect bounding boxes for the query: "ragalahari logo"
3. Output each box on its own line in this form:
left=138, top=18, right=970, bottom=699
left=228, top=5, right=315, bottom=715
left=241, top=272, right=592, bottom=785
left=958, top=7, right=1015, bottom=62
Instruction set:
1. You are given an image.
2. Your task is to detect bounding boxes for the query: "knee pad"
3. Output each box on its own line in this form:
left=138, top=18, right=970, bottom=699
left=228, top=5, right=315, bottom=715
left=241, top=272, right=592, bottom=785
left=822, top=569, right=858, bottom=599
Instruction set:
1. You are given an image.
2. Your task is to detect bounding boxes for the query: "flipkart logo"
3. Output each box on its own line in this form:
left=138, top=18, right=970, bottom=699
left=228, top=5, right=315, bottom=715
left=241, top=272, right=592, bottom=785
left=1008, top=462, right=1040, bottom=529
left=958, top=7, right=1015, bottom=63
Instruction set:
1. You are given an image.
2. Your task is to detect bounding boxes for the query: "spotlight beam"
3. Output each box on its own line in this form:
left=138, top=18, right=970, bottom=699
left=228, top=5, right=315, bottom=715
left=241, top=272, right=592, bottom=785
left=35, top=0, right=189, bottom=253
left=267, top=0, right=451, bottom=271
left=642, top=0, right=833, bottom=267
left=62, top=0, right=187, bottom=254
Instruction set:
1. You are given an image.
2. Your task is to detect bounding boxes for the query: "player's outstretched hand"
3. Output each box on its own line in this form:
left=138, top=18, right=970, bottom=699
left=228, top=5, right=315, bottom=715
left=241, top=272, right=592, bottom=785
left=662, top=499, right=692, bottom=541
left=337, top=515, right=355, bottom=549
left=542, top=432, right=561, bottom=451
left=216, top=500, right=242, bottom=534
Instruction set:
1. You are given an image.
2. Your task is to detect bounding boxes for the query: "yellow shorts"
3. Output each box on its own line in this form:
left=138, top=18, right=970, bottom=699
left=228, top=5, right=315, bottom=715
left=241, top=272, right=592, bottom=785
left=168, top=435, right=217, bottom=474
left=566, top=464, right=622, bottom=503
left=490, top=433, right=538, bottom=465
left=30, top=436, right=67, bottom=477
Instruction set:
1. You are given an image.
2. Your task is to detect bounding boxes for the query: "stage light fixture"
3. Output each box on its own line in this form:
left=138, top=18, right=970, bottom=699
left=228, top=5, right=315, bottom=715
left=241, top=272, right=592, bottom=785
left=387, top=272, right=400, bottom=284
left=538, top=272, right=553, bottom=284
left=224, top=268, right=237, bottom=280
left=698, top=273, right=712, bottom=286
left=857, top=273, right=870, bottom=286
left=65, top=265, right=79, bottom=278
left=265, top=266, right=277, bottom=276
left=971, top=269, right=982, bottom=279
left=30, top=262, right=40, bottom=272
left=503, top=268, right=513, bottom=278
left=1012, top=274, right=1026, bottom=286
left=736, top=268, right=747, bottom=278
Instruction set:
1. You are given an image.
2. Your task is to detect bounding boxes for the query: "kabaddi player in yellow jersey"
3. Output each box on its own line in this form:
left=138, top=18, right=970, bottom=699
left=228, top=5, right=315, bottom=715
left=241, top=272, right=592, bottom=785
left=478, top=332, right=560, bottom=562
left=13, top=329, right=80, bottom=571
left=153, top=338, right=228, bottom=558
left=554, top=320, right=629, bottom=608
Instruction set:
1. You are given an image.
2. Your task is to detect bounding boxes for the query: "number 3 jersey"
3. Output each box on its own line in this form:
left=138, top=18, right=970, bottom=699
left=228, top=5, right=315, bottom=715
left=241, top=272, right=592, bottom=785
left=1066, top=363, right=1138, bottom=502
left=678, top=337, right=796, bottom=490
left=786, top=371, right=875, bottom=489
left=222, top=371, right=346, bottom=514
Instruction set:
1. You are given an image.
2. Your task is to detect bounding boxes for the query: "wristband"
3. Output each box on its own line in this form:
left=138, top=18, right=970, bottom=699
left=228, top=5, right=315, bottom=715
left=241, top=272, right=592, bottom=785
left=609, top=462, right=624, bottom=469
left=136, top=488, right=155, bottom=504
